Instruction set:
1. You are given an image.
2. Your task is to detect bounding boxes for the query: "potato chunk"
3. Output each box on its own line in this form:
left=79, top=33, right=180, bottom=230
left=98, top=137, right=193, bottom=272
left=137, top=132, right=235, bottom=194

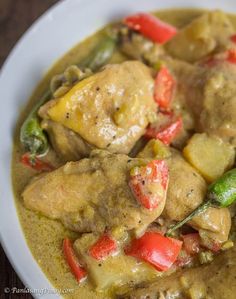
left=166, top=11, right=234, bottom=62
left=164, top=152, right=207, bottom=221
left=183, top=133, right=235, bottom=182
left=200, top=63, right=236, bottom=145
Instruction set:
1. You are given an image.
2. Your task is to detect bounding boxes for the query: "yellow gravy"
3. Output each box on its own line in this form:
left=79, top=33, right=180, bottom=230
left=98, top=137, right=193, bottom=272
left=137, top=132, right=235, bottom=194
left=11, top=9, right=236, bottom=299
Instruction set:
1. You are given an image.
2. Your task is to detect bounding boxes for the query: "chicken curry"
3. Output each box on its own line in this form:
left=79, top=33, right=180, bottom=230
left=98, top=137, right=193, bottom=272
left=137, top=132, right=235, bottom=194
left=12, top=8, right=236, bottom=299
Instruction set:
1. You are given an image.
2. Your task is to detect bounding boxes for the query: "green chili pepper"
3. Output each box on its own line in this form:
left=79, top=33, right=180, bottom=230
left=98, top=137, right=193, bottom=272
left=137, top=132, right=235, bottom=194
left=20, top=34, right=117, bottom=160
left=20, top=90, right=51, bottom=160
left=80, top=35, right=117, bottom=71
left=166, top=168, right=236, bottom=236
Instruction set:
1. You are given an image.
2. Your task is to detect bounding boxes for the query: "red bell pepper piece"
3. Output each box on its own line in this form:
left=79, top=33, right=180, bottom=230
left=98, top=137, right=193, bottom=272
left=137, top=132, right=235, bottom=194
left=154, top=67, right=176, bottom=109
left=145, top=110, right=174, bottom=135
left=182, top=233, right=201, bottom=255
left=200, top=56, right=220, bottom=68
left=125, top=232, right=182, bottom=271
left=129, top=160, right=169, bottom=210
left=145, top=116, right=183, bottom=145
left=201, top=48, right=236, bottom=68
left=227, top=49, right=236, bottom=63
left=63, top=238, right=87, bottom=283
left=124, top=13, right=177, bottom=44
left=230, top=34, right=236, bottom=43
left=89, top=234, right=117, bottom=260
left=21, top=152, right=54, bottom=172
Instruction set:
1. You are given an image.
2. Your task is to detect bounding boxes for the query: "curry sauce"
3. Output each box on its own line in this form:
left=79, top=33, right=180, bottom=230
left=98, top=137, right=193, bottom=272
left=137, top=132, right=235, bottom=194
left=12, top=9, right=236, bottom=299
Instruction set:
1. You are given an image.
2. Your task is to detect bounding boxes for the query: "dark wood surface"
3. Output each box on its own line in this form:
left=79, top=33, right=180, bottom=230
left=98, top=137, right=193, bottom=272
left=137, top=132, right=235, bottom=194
left=0, top=1, right=59, bottom=298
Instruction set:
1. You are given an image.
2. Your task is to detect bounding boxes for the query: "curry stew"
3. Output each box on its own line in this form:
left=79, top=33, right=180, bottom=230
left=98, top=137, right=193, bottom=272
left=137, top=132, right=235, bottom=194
left=12, top=9, right=236, bottom=299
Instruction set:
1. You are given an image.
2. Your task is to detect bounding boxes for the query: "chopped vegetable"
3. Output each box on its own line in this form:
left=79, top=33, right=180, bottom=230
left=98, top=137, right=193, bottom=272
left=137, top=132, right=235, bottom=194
left=129, top=160, right=169, bottom=210
left=221, top=240, right=234, bottom=250
left=183, top=133, right=235, bottom=182
left=201, top=56, right=220, bottom=68
left=182, top=233, right=200, bottom=255
left=80, top=35, right=117, bottom=71
left=208, top=168, right=236, bottom=207
left=50, top=66, right=92, bottom=98
left=124, top=13, right=177, bottom=44
left=137, top=139, right=171, bottom=160
left=74, top=233, right=159, bottom=290
left=21, top=152, right=54, bottom=172
left=227, top=49, right=236, bottom=63
left=206, top=242, right=221, bottom=252
left=175, top=249, right=192, bottom=267
left=20, top=91, right=51, bottom=160
left=89, top=234, right=117, bottom=260
left=198, top=251, right=214, bottom=264
left=125, top=232, right=182, bottom=271
left=230, top=34, right=236, bottom=43
left=63, top=238, right=87, bottom=283
left=166, top=168, right=236, bottom=236
left=145, top=116, right=183, bottom=145
left=201, top=49, right=236, bottom=67
left=154, top=67, right=176, bottom=109
left=147, top=110, right=174, bottom=131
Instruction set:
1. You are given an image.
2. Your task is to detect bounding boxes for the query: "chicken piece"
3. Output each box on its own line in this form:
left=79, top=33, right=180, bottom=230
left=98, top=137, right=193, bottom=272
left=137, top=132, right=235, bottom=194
left=40, top=61, right=157, bottom=155
left=200, top=62, right=236, bottom=146
left=164, top=152, right=231, bottom=244
left=41, top=119, right=93, bottom=162
left=165, top=58, right=205, bottom=124
left=139, top=58, right=204, bottom=149
left=167, top=58, right=236, bottom=147
left=120, top=245, right=236, bottom=299
left=164, top=153, right=207, bottom=220
left=22, top=150, right=166, bottom=234
left=166, top=10, right=234, bottom=62
left=117, top=31, right=206, bottom=136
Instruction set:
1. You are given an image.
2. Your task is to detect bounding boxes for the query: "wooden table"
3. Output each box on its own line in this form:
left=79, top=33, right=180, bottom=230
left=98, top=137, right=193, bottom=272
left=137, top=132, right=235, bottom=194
left=0, top=1, right=58, bottom=297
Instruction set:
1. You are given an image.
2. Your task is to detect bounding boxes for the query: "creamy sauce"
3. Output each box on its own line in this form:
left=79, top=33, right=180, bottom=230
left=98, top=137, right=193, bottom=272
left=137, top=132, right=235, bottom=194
left=12, top=9, right=236, bottom=299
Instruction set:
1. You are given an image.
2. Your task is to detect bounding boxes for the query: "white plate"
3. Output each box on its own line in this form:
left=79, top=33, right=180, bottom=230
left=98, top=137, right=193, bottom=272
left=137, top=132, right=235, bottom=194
left=0, top=0, right=235, bottom=298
